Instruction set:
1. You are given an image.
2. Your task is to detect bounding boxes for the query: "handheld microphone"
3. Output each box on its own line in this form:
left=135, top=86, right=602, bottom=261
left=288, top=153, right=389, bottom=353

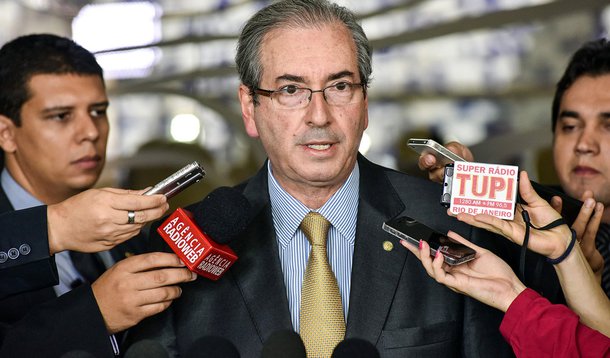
left=331, top=338, right=380, bottom=358
left=185, top=336, right=240, bottom=358
left=157, top=186, right=250, bottom=280
left=261, top=330, right=306, bottom=358
left=124, top=339, right=169, bottom=358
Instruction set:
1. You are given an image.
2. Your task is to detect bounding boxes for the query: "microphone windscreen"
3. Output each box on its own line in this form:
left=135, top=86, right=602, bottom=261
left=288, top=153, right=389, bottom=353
left=261, top=330, right=306, bottom=358
left=185, top=336, right=240, bottom=358
left=124, top=339, right=169, bottom=358
left=194, top=186, right=251, bottom=244
left=331, top=338, right=380, bottom=358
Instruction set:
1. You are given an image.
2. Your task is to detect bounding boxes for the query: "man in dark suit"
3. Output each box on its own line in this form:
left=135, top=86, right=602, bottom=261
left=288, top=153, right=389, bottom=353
left=0, top=34, right=196, bottom=357
left=128, top=1, right=519, bottom=357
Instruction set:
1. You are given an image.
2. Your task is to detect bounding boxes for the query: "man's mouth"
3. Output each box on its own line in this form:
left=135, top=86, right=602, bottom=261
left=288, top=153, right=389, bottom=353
left=306, top=144, right=331, bottom=150
left=573, top=165, right=600, bottom=176
left=72, top=155, right=102, bottom=167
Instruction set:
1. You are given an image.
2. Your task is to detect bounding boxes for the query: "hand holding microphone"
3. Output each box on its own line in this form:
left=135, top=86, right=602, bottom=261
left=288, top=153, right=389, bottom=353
left=157, top=186, right=251, bottom=280
left=91, top=251, right=196, bottom=334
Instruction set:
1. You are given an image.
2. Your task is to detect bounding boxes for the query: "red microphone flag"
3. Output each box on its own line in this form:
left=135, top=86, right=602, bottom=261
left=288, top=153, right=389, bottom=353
left=157, top=208, right=238, bottom=280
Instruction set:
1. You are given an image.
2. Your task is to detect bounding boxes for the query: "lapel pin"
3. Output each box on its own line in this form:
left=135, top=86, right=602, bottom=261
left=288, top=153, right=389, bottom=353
left=383, top=241, right=393, bottom=252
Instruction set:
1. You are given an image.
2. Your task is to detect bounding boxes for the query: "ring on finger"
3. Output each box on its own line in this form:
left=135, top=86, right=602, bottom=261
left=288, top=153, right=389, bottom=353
left=127, top=210, right=136, bottom=224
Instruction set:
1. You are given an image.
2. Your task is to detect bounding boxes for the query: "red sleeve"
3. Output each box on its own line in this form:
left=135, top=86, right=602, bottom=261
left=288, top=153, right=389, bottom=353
left=500, top=288, right=610, bottom=358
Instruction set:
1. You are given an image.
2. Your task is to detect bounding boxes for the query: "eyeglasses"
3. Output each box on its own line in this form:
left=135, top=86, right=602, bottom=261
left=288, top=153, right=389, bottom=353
left=252, top=82, right=367, bottom=110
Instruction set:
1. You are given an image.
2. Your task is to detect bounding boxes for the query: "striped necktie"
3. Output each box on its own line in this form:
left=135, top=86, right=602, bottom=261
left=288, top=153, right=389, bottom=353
left=299, top=212, right=345, bottom=357
left=596, top=224, right=610, bottom=298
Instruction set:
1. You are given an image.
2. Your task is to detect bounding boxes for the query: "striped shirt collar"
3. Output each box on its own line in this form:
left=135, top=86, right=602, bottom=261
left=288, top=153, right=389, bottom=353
left=268, top=161, right=360, bottom=249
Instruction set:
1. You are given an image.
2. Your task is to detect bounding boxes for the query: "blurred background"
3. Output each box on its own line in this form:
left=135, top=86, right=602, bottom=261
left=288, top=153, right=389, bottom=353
left=1, top=0, right=609, bottom=208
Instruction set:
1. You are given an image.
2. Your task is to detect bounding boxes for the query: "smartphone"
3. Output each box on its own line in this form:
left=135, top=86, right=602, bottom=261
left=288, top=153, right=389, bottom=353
left=407, top=138, right=466, bottom=166
left=143, top=161, right=206, bottom=199
left=382, top=216, right=476, bottom=265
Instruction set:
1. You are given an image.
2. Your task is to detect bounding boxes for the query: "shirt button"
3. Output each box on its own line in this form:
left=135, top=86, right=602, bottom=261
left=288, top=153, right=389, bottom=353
left=0, top=251, right=7, bottom=263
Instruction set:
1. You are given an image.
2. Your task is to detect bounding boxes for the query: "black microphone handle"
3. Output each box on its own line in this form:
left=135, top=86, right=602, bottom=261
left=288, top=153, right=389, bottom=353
left=124, top=339, right=169, bottom=358
left=331, top=338, right=380, bottom=358
left=261, top=329, right=306, bottom=358
left=185, top=336, right=240, bottom=358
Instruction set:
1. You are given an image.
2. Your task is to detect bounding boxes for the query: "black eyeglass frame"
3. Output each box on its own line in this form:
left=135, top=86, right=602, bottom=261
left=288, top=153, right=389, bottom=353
left=250, top=82, right=367, bottom=107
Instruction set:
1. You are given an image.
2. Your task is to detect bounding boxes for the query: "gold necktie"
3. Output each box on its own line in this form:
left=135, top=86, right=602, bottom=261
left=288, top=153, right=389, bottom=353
left=300, top=212, right=345, bottom=357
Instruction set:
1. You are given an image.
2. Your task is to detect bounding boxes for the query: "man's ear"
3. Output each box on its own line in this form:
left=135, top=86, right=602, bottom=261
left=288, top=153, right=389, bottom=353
left=238, top=84, right=260, bottom=138
left=0, top=115, right=17, bottom=153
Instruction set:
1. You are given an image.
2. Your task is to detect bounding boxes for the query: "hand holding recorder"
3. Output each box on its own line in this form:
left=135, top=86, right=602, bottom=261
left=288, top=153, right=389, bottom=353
left=400, top=230, right=526, bottom=313
left=92, top=162, right=207, bottom=334
left=46, top=188, right=169, bottom=255
left=383, top=216, right=476, bottom=265
left=456, top=171, right=587, bottom=260
left=411, top=139, right=605, bottom=286
left=450, top=171, right=610, bottom=335
left=409, top=139, right=473, bottom=183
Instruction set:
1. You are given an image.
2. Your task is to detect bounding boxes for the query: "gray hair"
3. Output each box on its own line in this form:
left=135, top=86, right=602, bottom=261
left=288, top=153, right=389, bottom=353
left=235, top=0, right=372, bottom=97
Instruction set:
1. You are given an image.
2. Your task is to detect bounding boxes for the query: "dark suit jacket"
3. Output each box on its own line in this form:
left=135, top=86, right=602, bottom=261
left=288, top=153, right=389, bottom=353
left=0, top=202, right=58, bottom=299
left=129, top=156, right=519, bottom=357
left=0, top=185, right=146, bottom=357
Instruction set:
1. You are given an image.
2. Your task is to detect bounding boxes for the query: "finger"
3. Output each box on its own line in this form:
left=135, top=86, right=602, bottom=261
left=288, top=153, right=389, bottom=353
left=119, top=252, right=186, bottom=273
left=446, top=231, right=483, bottom=252
left=430, top=168, right=446, bottom=184
left=581, top=202, right=603, bottom=252
left=136, top=285, right=184, bottom=306
left=430, top=250, right=448, bottom=281
left=417, top=153, right=438, bottom=170
left=445, top=141, right=473, bottom=162
left=400, top=239, right=421, bottom=260
left=131, top=205, right=170, bottom=224
left=100, top=187, right=132, bottom=194
left=579, top=190, right=595, bottom=202
left=135, top=267, right=197, bottom=291
left=571, top=198, right=596, bottom=240
left=550, top=196, right=563, bottom=215
left=516, top=171, right=540, bottom=205
left=137, top=300, right=175, bottom=319
left=456, top=212, right=510, bottom=238
left=104, top=227, right=144, bottom=246
left=102, top=187, right=152, bottom=195
left=418, top=240, right=437, bottom=278
left=111, top=193, right=168, bottom=212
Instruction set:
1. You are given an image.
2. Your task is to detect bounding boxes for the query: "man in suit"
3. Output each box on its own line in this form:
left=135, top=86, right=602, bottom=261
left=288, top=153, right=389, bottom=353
left=0, top=34, right=196, bottom=357
left=129, top=1, right=518, bottom=357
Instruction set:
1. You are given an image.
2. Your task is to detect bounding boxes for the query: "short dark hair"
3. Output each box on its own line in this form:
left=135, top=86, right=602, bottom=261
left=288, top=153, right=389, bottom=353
left=0, top=33, right=104, bottom=126
left=551, top=38, right=610, bottom=132
left=235, top=0, right=372, bottom=104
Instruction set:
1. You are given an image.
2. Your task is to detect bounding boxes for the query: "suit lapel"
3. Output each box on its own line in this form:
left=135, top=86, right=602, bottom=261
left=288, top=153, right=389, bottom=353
left=346, top=156, right=407, bottom=344
left=0, top=185, right=15, bottom=214
left=230, top=163, right=293, bottom=341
